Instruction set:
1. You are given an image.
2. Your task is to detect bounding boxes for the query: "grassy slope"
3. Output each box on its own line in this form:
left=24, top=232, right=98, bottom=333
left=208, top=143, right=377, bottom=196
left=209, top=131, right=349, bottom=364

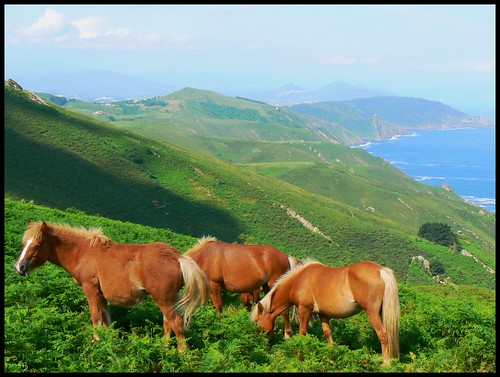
left=62, top=89, right=495, bottom=247
left=4, top=198, right=496, bottom=372
left=4, top=84, right=495, bottom=288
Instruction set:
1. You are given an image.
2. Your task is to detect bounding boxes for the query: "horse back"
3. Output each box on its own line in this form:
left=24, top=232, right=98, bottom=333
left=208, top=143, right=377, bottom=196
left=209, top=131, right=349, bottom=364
left=194, top=241, right=289, bottom=291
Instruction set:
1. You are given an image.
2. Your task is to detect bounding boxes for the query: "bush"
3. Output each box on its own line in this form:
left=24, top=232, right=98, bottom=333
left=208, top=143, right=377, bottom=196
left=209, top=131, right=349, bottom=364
left=417, top=222, right=457, bottom=247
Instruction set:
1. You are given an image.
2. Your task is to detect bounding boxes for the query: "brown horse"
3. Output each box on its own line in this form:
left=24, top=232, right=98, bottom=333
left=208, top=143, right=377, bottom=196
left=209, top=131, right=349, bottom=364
left=250, top=259, right=400, bottom=365
left=14, top=220, right=210, bottom=352
left=184, top=236, right=299, bottom=337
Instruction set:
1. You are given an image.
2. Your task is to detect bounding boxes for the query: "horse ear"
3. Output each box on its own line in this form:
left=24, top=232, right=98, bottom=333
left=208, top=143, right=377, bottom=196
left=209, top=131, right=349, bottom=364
left=28, top=219, right=32, bottom=226
left=257, top=302, right=263, bottom=314
left=41, top=221, right=48, bottom=231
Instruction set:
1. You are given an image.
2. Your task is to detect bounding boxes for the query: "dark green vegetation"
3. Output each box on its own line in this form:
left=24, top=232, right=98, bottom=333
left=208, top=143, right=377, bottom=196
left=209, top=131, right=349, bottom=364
left=4, top=80, right=495, bottom=372
left=418, top=222, right=458, bottom=247
left=4, top=198, right=496, bottom=372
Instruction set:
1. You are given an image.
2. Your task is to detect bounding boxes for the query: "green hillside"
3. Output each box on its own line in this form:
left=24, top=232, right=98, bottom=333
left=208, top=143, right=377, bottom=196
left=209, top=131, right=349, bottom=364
left=54, top=86, right=495, bottom=245
left=4, top=198, right=495, bottom=372
left=51, top=86, right=495, bottom=243
left=62, top=87, right=322, bottom=142
left=290, top=96, right=493, bottom=140
left=4, top=81, right=495, bottom=289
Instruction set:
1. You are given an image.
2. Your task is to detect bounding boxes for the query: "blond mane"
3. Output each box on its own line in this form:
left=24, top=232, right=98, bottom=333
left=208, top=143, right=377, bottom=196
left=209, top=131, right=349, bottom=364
left=184, top=235, right=218, bottom=256
left=23, top=221, right=111, bottom=247
left=250, top=258, right=322, bottom=322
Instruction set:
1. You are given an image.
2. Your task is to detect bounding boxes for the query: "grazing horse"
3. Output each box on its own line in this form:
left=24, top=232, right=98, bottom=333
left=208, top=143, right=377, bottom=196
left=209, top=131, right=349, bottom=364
left=251, top=259, right=400, bottom=365
left=184, top=236, right=299, bottom=337
left=14, top=220, right=210, bottom=352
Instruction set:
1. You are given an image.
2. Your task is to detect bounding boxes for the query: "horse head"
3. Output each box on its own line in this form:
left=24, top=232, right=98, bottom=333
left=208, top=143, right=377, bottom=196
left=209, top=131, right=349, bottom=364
left=15, top=220, right=52, bottom=276
left=251, top=301, right=276, bottom=337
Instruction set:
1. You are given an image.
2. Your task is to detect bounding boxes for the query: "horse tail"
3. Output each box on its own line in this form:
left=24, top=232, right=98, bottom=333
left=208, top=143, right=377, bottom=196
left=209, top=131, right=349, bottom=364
left=176, top=255, right=210, bottom=328
left=380, top=267, right=400, bottom=360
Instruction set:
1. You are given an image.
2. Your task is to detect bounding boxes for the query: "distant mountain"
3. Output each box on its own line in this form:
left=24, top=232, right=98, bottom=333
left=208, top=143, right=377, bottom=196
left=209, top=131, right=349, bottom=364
left=247, top=81, right=395, bottom=105
left=290, top=96, right=494, bottom=139
left=10, top=69, right=396, bottom=105
left=6, top=69, right=179, bottom=102
left=49, top=85, right=494, bottom=149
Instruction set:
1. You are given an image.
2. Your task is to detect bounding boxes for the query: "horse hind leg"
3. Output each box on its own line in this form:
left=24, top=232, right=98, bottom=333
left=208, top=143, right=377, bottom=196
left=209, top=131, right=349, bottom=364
left=366, top=310, right=390, bottom=365
left=159, top=303, right=188, bottom=352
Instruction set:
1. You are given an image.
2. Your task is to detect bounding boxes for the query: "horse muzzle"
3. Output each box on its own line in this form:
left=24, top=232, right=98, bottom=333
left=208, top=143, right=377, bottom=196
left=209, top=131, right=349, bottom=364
left=15, top=259, right=32, bottom=276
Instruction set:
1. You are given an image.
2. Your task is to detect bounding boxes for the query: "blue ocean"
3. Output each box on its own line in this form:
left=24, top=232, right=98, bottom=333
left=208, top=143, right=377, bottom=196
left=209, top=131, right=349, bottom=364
left=355, top=127, right=496, bottom=214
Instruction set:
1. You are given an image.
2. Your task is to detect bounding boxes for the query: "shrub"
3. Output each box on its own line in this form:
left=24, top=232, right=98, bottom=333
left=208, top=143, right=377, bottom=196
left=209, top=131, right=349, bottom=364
left=417, top=222, right=457, bottom=247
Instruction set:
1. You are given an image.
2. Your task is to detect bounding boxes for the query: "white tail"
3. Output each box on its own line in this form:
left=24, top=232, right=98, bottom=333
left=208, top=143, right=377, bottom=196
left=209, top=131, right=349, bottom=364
left=380, top=267, right=400, bottom=361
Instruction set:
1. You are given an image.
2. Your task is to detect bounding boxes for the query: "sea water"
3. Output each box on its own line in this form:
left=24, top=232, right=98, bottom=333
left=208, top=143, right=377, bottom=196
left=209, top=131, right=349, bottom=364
left=354, top=127, right=496, bottom=214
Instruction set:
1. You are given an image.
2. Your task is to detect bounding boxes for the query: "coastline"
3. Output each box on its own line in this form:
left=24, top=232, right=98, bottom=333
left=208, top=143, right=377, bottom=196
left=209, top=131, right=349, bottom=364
left=352, top=127, right=496, bottom=214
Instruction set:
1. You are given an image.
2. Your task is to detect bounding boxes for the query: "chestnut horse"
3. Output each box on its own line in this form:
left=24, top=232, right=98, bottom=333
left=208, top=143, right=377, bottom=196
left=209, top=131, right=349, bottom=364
left=184, top=236, right=299, bottom=337
left=251, top=259, right=400, bottom=365
left=14, top=220, right=210, bottom=352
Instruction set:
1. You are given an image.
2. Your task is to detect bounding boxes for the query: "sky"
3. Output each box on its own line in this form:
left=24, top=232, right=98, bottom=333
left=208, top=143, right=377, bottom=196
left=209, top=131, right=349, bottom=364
left=4, top=4, right=496, bottom=118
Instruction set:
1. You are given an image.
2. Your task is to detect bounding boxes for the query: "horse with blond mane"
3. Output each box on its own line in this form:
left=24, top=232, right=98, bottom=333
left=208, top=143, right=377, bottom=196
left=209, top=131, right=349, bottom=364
left=184, top=236, right=299, bottom=337
left=251, top=259, right=400, bottom=365
left=14, top=220, right=210, bottom=352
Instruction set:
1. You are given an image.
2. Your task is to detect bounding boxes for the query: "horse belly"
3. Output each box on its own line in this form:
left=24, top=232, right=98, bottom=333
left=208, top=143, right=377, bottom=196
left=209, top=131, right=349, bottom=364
left=221, top=264, right=264, bottom=293
left=99, top=270, right=148, bottom=307
left=223, top=278, right=263, bottom=293
left=103, top=285, right=148, bottom=307
left=313, top=285, right=361, bottom=318
left=322, top=300, right=362, bottom=318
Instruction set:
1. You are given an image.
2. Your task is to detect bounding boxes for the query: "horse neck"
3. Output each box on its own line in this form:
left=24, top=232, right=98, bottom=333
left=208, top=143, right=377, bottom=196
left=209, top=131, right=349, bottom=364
left=46, top=232, right=86, bottom=272
left=267, top=283, right=293, bottom=319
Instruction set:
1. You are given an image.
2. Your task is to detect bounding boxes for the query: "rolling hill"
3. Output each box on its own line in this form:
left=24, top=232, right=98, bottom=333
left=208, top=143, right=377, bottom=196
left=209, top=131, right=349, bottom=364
left=290, top=96, right=493, bottom=140
left=4, top=79, right=495, bottom=289
left=55, top=85, right=495, bottom=234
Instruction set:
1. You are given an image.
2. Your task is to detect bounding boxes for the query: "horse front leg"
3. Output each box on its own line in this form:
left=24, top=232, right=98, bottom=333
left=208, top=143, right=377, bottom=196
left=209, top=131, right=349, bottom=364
left=297, top=305, right=312, bottom=335
left=209, top=282, right=223, bottom=313
left=240, top=293, right=252, bottom=311
left=319, top=313, right=333, bottom=344
left=281, top=309, right=293, bottom=339
left=81, top=282, right=110, bottom=341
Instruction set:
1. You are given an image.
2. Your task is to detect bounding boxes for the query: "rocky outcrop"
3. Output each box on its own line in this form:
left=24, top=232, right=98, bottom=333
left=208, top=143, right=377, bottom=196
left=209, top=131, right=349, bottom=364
left=5, top=79, right=47, bottom=106
left=441, top=183, right=453, bottom=192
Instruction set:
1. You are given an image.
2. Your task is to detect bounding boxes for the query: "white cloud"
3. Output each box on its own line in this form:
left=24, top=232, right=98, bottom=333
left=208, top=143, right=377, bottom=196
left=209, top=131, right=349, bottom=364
left=17, top=9, right=78, bottom=42
left=10, top=8, right=202, bottom=51
left=71, top=16, right=106, bottom=40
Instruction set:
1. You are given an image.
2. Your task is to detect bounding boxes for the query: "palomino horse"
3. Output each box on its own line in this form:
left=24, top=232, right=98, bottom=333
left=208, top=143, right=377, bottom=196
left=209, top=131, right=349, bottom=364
left=251, top=259, right=400, bottom=365
left=14, top=220, right=210, bottom=352
left=184, top=236, right=299, bottom=337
